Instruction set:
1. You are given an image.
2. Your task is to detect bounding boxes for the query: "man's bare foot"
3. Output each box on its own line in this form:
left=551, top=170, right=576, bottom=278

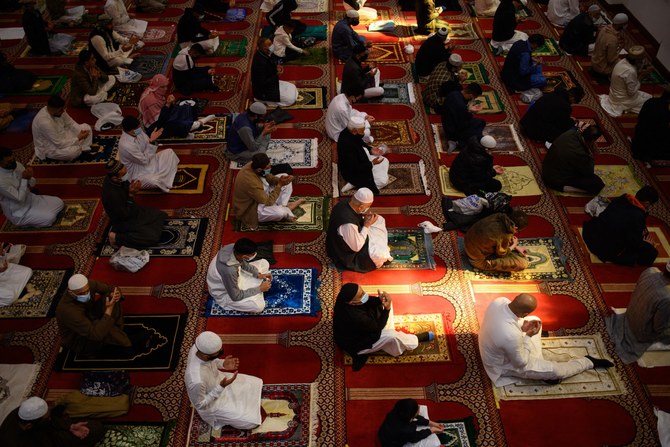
left=108, top=231, right=118, bottom=247
left=287, top=199, right=306, bottom=211
left=283, top=216, right=298, bottom=222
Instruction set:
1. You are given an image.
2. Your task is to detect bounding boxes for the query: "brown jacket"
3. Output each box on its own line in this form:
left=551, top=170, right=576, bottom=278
left=591, top=25, right=620, bottom=75
left=464, top=213, right=516, bottom=265
left=55, top=279, right=130, bottom=355
left=232, top=162, right=282, bottom=228
left=69, top=62, right=108, bottom=107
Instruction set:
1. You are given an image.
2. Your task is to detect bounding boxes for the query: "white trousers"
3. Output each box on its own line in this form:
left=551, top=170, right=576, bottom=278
left=53, top=6, right=86, bottom=25
left=600, top=90, right=652, bottom=117
left=367, top=215, right=393, bottom=267
left=358, top=305, right=418, bottom=356
left=258, top=174, right=295, bottom=223
left=215, top=259, right=269, bottom=313
left=364, top=147, right=389, bottom=189
left=343, top=0, right=378, bottom=21
left=84, top=76, right=117, bottom=106
left=13, top=194, right=64, bottom=228
left=256, top=81, right=299, bottom=108
left=44, top=123, right=93, bottom=161
left=364, top=69, right=384, bottom=98
left=404, top=406, right=441, bottom=447
left=490, top=30, right=528, bottom=53
left=180, top=36, right=220, bottom=54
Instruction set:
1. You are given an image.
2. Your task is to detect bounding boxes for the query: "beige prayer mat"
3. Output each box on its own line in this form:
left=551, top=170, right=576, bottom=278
left=576, top=226, right=670, bottom=264
left=638, top=351, right=670, bottom=368
left=555, top=165, right=642, bottom=197
left=344, top=313, right=451, bottom=365
left=493, top=334, right=624, bottom=401
left=333, top=161, right=430, bottom=197
left=433, top=123, right=524, bottom=154
left=370, top=121, right=416, bottom=146
left=1, top=199, right=98, bottom=233
left=439, top=165, right=541, bottom=197
left=0, top=363, right=41, bottom=424
left=295, top=0, right=327, bottom=13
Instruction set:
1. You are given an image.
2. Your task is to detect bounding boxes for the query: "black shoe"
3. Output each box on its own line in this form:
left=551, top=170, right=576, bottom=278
left=416, top=331, right=434, bottom=343
left=352, top=354, right=369, bottom=371
left=543, top=379, right=561, bottom=385
left=585, top=355, right=614, bottom=369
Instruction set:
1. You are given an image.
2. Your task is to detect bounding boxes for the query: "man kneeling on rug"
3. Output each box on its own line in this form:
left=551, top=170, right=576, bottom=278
left=463, top=208, right=529, bottom=273
left=207, top=238, right=272, bottom=313
left=186, top=331, right=264, bottom=430
left=334, top=283, right=434, bottom=371
left=326, top=188, right=393, bottom=272
left=479, top=294, right=614, bottom=386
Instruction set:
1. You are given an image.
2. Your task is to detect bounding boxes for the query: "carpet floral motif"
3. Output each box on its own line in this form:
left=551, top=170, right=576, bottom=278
left=338, top=161, right=428, bottom=197
left=370, top=121, right=416, bottom=146
left=1, top=199, right=98, bottom=233
left=0, top=269, right=71, bottom=319
left=381, top=228, right=436, bottom=270
left=236, top=197, right=327, bottom=232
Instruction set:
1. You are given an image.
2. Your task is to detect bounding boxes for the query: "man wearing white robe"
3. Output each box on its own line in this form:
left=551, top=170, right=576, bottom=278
left=325, top=88, right=375, bottom=143
left=0, top=148, right=64, bottom=228
left=104, top=0, right=148, bottom=37
left=118, top=115, right=179, bottom=193
left=0, top=245, right=33, bottom=307
left=479, top=294, right=614, bottom=386
left=474, top=0, right=500, bottom=17
left=185, top=331, right=263, bottom=430
left=207, top=238, right=271, bottom=314
left=600, top=46, right=653, bottom=117
left=32, top=96, right=93, bottom=161
left=546, top=0, right=580, bottom=27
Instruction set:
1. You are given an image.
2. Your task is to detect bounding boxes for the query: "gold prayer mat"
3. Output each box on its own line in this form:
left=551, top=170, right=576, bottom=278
left=215, top=74, right=239, bottom=93
left=576, top=226, right=670, bottom=264
left=411, top=21, right=477, bottom=41
left=107, top=82, right=148, bottom=107
left=493, top=335, right=624, bottom=401
left=370, top=120, right=416, bottom=146
left=542, top=71, right=579, bottom=94
left=433, top=123, right=523, bottom=154
left=475, top=90, right=505, bottom=114
left=235, top=196, right=328, bottom=232
left=0, top=269, right=71, bottom=319
left=336, top=161, right=429, bottom=196
left=284, top=86, right=327, bottom=110
left=158, top=115, right=229, bottom=142
left=462, top=63, right=490, bottom=85
left=367, top=43, right=405, bottom=64
left=1, top=199, right=98, bottom=233
left=555, top=165, right=641, bottom=197
left=439, top=165, right=541, bottom=197
left=344, top=313, right=451, bottom=365
left=139, top=164, right=208, bottom=195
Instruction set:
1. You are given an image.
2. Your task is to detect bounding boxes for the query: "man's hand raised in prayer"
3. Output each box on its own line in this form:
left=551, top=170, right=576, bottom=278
left=378, top=289, right=392, bottom=310
left=208, top=68, right=216, bottom=75
left=166, top=95, right=176, bottom=106
left=277, top=175, right=294, bottom=186
left=78, top=129, right=90, bottom=141
left=493, top=165, right=505, bottom=175
left=220, top=371, right=238, bottom=388
left=69, top=422, right=90, bottom=439
left=365, top=115, right=375, bottom=123
left=372, top=156, right=384, bottom=165
left=262, top=121, right=277, bottom=136
left=363, top=213, right=379, bottom=228
left=521, top=319, right=541, bottom=337
left=222, top=355, right=239, bottom=371
left=149, top=128, right=163, bottom=143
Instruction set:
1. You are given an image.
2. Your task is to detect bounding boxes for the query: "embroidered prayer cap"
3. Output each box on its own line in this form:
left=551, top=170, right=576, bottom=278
left=18, top=397, right=48, bottom=421
left=353, top=187, right=374, bottom=203
left=448, top=53, right=463, bottom=67
left=348, top=116, right=366, bottom=129
left=346, top=9, right=359, bottom=18
left=195, top=331, right=223, bottom=355
left=337, top=283, right=359, bottom=303
left=67, top=273, right=88, bottom=291
left=106, top=159, right=124, bottom=176
left=628, top=45, right=645, bottom=59
left=249, top=101, right=267, bottom=115
left=481, top=135, right=497, bottom=149
left=98, top=14, right=113, bottom=25
left=612, top=13, right=628, bottom=25
left=587, top=4, right=600, bottom=12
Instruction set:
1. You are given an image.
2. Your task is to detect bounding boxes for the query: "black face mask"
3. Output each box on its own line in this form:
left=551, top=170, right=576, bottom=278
left=351, top=19, right=360, bottom=26
left=4, top=160, right=17, bottom=170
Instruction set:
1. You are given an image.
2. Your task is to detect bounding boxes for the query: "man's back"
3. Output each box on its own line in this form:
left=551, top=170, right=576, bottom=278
left=464, top=213, right=514, bottom=261
left=627, top=267, right=670, bottom=343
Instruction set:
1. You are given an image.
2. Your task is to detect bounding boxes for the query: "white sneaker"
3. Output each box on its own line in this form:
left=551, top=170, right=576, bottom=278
left=190, top=121, right=202, bottom=131
left=341, top=182, right=355, bottom=193
left=199, top=114, right=216, bottom=124
left=544, top=141, right=552, bottom=149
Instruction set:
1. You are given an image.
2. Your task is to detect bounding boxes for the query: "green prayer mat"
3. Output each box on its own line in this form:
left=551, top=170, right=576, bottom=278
left=285, top=47, right=328, bottom=65
left=213, top=38, right=248, bottom=57
left=9, top=75, right=68, bottom=96
left=97, top=421, right=174, bottom=447
left=462, top=62, right=490, bottom=85
left=534, top=37, right=562, bottom=57
left=380, top=228, right=436, bottom=270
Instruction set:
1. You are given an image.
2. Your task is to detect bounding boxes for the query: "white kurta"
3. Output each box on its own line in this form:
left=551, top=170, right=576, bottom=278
left=32, top=107, right=93, bottom=161
left=207, top=257, right=269, bottom=313
left=474, top=0, right=500, bottom=16
left=342, top=0, right=377, bottom=21
left=0, top=163, right=64, bottom=227
left=478, top=297, right=593, bottom=386
left=185, top=345, right=263, bottom=430
left=255, top=81, right=299, bottom=108
left=364, top=148, right=390, bottom=189
left=358, top=304, right=419, bottom=356
left=52, top=5, right=86, bottom=25
left=600, top=58, right=652, bottom=117
left=179, top=36, right=220, bottom=54
left=104, top=0, right=148, bottom=36
left=491, top=30, right=529, bottom=53
left=0, top=262, right=33, bottom=307
left=118, top=131, right=179, bottom=192
left=338, top=215, right=393, bottom=267
left=90, top=32, right=134, bottom=68
left=546, top=0, right=580, bottom=27
left=325, top=93, right=369, bottom=141
left=257, top=173, right=295, bottom=223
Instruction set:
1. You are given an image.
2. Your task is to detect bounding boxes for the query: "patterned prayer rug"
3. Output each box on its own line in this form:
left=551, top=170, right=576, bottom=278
left=412, top=21, right=477, bottom=40
left=432, top=123, right=523, bottom=153
left=139, top=165, right=209, bottom=195
left=213, top=38, right=248, bottom=57
left=8, top=75, right=68, bottom=96
left=0, top=268, right=71, bottom=319
left=4, top=109, right=38, bottom=133
left=231, top=138, right=319, bottom=169
left=554, top=165, right=641, bottom=197
left=437, top=417, right=477, bottom=447
left=106, top=82, right=147, bottom=106
left=143, top=24, right=176, bottom=45
left=575, top=118, right=609, bottom=145
left=475, top=90, right=505, bottom=114
left=0, top=363, right=41, bottom=424
left=235, top=196, right=328, bottom=232
left=534, top=37, right=562, bottom=57
left=215, top=74, right=239, bottom=93
left=366, top=42, right=405, bottom=64
left=206, top=268, right=321, bottom=317
left=188, top=383, right=318, bottom=446
left=439, top=165, right=541, bottom=197
left=284, top=87, right=327, bottom=109
left=295, top=0, right=327, bottom=13
left=1, top=199, right=98, bottom=233
left=98, top=422, right=173, bottom=447
left=285, top=47, right=328, bottom=65
left=364, top=83, right=415, bottom=104
left=98, top=218, right=209, bottom=257
left=642, top=69, right=668, bottom=85
left=344, top=314, right=450, bottom=365
left=55, top=314, right=187, bottom=371
left=370, top=120, right=416, bottom=146
left=262, top=25, right=327, bottom=40
left=576, top=226, right=670, bottom=264
left=29, top=135, right=119, bottom=165
left=381, top=228, right=436, bottom=270
left=458, top=237, right=572, bottom=281
left=493, top=335, right=624, bottom=400
left=542, top=70, right=579, bottom=94
left=462, top=62, right=489, bottom=85
left=336, top=161, right=429, bottom=197
left=159, top=116, right=230, bottom=142
left=128, top=54, right=170, bottom=79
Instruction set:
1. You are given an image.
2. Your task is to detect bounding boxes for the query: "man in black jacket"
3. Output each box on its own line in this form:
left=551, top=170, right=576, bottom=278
left=414, top=26, right=452, bottom=77
left=177, top=6, right=220, bottom=55
left=341, top=44, right=384, bottom=99
left=441, top=82, right=485, bottom=152
left=559, top=4, right=601, bottom=57
left=251, top=37, right=297, bottom=106
left=333, top=283, right=432, bottom=370
left=337, top=115, right=389, bottom=194
left=519, top=86, right=583, bottom=143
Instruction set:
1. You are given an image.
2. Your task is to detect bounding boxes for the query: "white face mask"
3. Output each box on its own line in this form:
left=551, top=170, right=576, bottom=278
left=360, top=207, right=370, bottom=215
left=244, top=253, right=257, bottom=262
left=133, top=128, right=142, bottom=137
left=268, top=44, right=275, bottom=54
left=75, top=292, right=91, bottom=303
left=359, top=292, right=369, bottom=304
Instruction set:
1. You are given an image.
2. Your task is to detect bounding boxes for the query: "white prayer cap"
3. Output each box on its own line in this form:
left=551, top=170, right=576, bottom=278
left=628, top=45, right=645, bottom=59
left=249, top=102, right=267, bottom=115
left=18, top=397, right=48, bottom=421
left=518, top=0, right=527, bottom=6
left=353, top=187, right=374, bottom=203
left=448, top=53, right=463, bottom=67
left=481, top=135, right=497, bottom=148
left=68, top=274, right=88, bottom=291
left=587, top=4, right=600, bottom=13
left=612, top=13, right=628, bottom=25
left=404, top=44, right=415, bottom=54
left=348, top=116, right=366, bottom=129
left=346, top=9, right=359, bottom=18
left=195, top=331, right=222, bottom=355
left=437, top=26, right=449, bottom=37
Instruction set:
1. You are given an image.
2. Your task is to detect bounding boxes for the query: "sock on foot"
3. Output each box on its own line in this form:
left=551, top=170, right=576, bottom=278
left=585, top=355, right=614, bottom=369
left=416, top=331, right=434, bottom=343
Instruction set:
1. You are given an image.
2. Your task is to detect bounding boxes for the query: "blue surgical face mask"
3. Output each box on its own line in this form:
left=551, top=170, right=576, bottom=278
left=268, top=44, right=275, bottom=54
left=76, top=292, right=91, bottom=303
left=133, top=128, right=142, bottom=137
left=262, top=168, right=271, bottom=176
left=360, top=292, right=369, bottom=304
left=244, top=253, right=256, bottom=262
